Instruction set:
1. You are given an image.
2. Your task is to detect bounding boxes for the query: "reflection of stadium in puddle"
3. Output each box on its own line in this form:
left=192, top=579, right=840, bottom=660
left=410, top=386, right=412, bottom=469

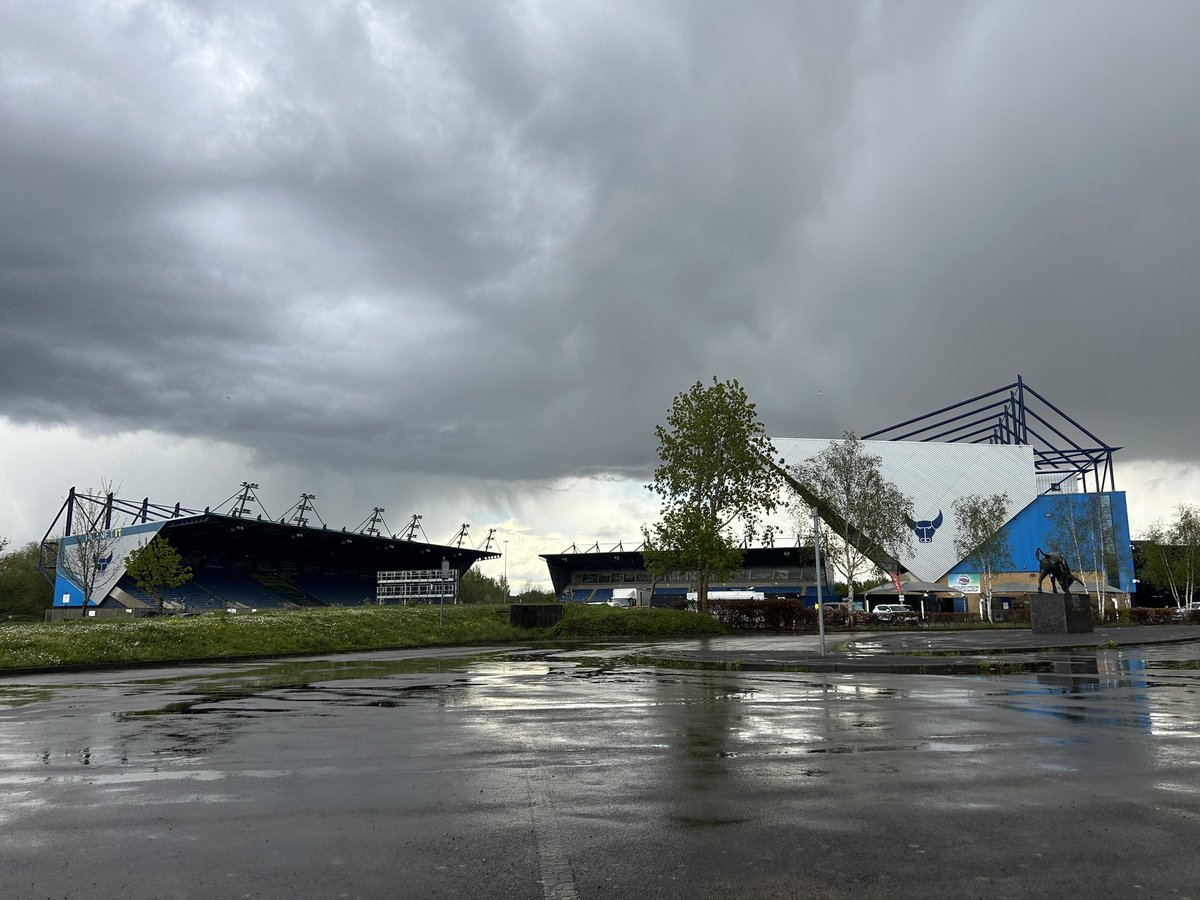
left=5, top=641, right=1199, bottom=793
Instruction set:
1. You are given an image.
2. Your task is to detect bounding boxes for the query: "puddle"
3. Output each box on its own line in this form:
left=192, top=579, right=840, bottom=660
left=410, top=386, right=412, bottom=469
left=0, top=687, right=58, bottom=711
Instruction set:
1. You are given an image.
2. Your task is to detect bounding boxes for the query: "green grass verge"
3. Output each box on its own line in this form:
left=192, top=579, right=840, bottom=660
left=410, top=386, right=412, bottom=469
left=0, top=604, right=726, bottom=671
left=549, top=604, right=725, bottom=638
left=0, top=605, right=533, bottom=671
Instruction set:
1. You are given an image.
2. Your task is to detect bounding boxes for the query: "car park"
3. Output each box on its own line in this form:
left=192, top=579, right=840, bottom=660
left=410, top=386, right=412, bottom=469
left=871, top=603, right=919, bottom=624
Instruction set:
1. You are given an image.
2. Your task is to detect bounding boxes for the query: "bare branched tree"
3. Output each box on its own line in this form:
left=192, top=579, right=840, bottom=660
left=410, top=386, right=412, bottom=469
left=792, top=433, right=913, bottom=607
left=57, top=482, right=122, bottom=615
left=1140, top=504, right=1200, bottom=609
left=952, top=494, right=1013, bottom=623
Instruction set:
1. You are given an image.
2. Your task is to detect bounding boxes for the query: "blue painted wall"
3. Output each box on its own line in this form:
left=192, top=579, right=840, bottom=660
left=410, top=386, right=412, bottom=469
left=946, top=492, right=1133, bottom=591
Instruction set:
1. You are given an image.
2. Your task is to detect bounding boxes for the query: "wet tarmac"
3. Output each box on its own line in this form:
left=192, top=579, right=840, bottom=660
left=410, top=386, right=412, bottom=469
left=3, top=634, right=1200, bottom=899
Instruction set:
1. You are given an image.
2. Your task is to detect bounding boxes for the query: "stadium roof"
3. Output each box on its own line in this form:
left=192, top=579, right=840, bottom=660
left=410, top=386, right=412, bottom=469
left=862, top=373, right=1120, bottom=493
left=39, top=486, right=498, bottom=585
left=539, top=545, right=816, bottom=598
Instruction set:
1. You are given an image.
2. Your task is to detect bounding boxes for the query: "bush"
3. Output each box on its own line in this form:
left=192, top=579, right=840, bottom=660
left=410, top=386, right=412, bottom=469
left=1129, top=607, right=1173, bottom=626
left=706, top=598, right=820, bottom=632
left=550, top=605, right=724, bottom=638
left=1006, top=605, right=1031, bottom=624
left=926, top=612, right=976, bottom=628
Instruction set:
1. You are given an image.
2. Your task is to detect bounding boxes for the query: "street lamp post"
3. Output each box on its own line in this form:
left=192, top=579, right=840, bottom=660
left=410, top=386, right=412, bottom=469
left=813, top=507, right=826, bottom=657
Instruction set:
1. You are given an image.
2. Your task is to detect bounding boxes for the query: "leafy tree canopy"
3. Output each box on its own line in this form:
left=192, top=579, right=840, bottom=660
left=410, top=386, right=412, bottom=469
left=952, top=493, right=1013, bottom=622
left=1140, top=504, right=1200, bottom=607
left=0, top=541, right=52, bottom=621
left=1044, top=494, right=1118, bottom=589
left=124, top=536, right=193, bottom=614
left=644, top=378, right=780, bottom=612
left=458, top=567, right=508, bottom=604
left=793, top=432, right=913, bottom=602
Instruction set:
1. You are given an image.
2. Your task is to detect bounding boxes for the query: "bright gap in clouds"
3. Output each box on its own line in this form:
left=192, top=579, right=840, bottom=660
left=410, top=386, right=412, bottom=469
left=4, top=418, right=1199, bottom=590
left=0, top=418, right=661, bottom=590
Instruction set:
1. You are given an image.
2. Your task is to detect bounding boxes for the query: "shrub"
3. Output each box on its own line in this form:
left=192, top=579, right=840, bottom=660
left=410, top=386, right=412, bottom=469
left=1128, top=607, right=1173, bottom=625
left=706, top=598, right=821, bottom=632
left=926, top=612, right=975, bottom=628
left=1006, top=605, right=1031, bottom=624
left=550, top=605, right=724, bottom=638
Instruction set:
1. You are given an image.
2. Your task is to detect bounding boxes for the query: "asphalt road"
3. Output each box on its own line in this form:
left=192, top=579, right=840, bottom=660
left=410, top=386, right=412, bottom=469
left=2, top=635, right=1199, bottom=899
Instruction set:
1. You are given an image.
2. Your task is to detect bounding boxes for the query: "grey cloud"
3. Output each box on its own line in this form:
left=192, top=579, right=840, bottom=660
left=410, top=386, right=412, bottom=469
left=1, top=1, right=1197, bottom=493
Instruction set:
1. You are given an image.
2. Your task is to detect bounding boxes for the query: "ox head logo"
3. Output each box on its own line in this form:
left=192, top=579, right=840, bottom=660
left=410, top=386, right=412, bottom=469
left=906, top=510, right=943, bottom=543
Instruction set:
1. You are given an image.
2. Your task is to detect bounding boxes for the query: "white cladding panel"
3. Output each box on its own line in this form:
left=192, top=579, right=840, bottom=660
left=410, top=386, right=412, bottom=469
left=56, top=520, right=169, bottom=603
left=774, top=438, right=1037, bottom=583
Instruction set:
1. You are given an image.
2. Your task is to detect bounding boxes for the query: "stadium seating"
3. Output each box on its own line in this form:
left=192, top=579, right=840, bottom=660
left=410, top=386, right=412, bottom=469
left=291, top=573, right=378, bottom=606
left=188, top=571, right=297, bottom=608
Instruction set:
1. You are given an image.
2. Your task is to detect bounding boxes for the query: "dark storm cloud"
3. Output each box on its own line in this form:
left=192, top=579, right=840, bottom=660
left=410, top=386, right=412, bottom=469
left=754, top=2, right=1200, bottom=452
left=2, top=1, right=1197, bottom=484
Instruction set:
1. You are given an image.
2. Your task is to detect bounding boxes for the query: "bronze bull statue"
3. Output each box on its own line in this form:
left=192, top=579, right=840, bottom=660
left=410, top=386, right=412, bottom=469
left=1036, top=547, right=1083, bottom=594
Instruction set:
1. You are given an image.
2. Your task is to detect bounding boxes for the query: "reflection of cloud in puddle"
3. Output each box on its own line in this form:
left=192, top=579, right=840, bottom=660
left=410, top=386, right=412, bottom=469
left=0, top=789, right=45, bottom=827
left=465, top=661, right=553, bottom=679
left=1154, top=780, right=1200, bottom=795
left=0, top=767, right=309, bottom=789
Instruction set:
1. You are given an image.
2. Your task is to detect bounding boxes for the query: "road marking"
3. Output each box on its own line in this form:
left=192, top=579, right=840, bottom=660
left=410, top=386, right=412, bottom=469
left=525, top=772, right=579, bottom=900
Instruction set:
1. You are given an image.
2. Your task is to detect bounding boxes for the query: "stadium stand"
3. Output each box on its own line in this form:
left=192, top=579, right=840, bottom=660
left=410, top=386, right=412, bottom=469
left=45, top=487, right=499, bottom=613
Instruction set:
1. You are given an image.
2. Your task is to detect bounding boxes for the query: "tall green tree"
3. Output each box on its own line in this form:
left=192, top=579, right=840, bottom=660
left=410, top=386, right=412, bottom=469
left=644, top=378, right=780, bottom=614
left=512, top=580, right=555, bottom=604
left=952, top=493, right=1013, bottom=623
left=792, top=432, right=913, bottom=606
left=124, top=536, right=193, bottom=614
left=1140, top=504, right=1200, bottom=608
left=457, top=566, right=509, bottom=604
left=0, top=541, right=53, bottom=621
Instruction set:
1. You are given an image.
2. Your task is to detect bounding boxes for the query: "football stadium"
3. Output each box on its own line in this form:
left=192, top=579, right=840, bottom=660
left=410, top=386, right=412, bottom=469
left=44, top=375, right=1135, bottom=620
left=41, top=482, right=498, bottom=615
left=547, top=376, right=1135, bottom=617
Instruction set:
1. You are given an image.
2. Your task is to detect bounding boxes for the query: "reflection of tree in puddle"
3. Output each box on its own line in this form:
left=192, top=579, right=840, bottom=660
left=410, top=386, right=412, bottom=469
left=110, top=653, right=504, bottom=765
left=1035, top=654, right=1102, bottom=696
left=654, top=672, right=751, bottom=828
left=0, top=686, right=58, bottom=710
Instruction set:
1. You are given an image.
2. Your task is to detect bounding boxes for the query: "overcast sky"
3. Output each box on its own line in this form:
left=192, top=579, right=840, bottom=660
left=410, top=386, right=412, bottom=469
left=3, top=1, right=1199, bottom=588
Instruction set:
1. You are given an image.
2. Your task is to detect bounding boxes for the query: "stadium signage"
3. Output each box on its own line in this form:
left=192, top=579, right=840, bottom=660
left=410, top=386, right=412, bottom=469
left=951, top=573, right=980, bottom=594
left=907, top=510, right=943, bottom=544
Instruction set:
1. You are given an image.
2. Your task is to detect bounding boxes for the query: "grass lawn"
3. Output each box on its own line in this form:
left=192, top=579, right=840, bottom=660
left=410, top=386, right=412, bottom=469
left=0, top=603, right=725, bottom=672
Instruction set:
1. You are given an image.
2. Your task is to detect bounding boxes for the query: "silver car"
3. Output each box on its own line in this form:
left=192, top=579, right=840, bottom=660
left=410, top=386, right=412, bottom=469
left=872, top=603, right=919, bottom=624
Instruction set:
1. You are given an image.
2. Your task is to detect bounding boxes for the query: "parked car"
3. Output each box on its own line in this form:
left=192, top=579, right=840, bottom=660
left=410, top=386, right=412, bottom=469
left=872, top=603, right=919, bottom=624
left=1168, top=602, right=1200, bottom=620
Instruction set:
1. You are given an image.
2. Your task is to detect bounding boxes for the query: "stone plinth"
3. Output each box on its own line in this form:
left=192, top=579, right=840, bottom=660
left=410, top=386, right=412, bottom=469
left=1030, top=592, right=1094, bottom=634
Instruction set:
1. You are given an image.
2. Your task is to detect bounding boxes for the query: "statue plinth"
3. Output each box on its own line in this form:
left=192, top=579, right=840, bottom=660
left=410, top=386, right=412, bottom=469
left=1030, top=592, right=1093, bottom=634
